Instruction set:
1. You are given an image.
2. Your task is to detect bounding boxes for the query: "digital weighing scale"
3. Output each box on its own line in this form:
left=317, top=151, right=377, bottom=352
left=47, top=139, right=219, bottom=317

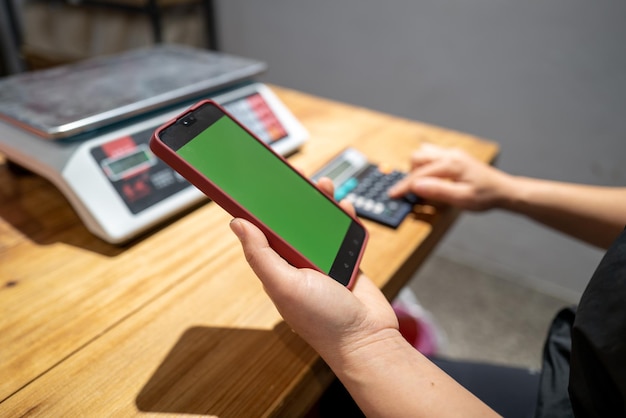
left=0, top=82, right=308, bottom=244
left=0, top=45, right=269, bottom=139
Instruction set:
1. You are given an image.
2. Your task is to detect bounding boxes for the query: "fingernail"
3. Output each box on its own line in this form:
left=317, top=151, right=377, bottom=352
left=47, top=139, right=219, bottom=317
left=229, top=218, right=245, bottom=241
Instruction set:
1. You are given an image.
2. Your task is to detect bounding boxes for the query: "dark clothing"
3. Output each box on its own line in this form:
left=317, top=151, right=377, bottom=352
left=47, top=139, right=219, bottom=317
left=568, top=229, right=626, bottom=416
left=429, top=228, right=626, bottom=418
left=534, top=227, right=626, bottom=417
left=534, top=307, right=575, bottom=417
left=433, top=358, right=540, bottom=418
left=317, top=229, right=626, bottom=418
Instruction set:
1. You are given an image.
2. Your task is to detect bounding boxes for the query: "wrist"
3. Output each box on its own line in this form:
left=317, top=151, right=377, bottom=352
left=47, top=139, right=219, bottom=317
left=317, top=325, right=499, bottom=417
left=497, top=174, right=535, bottom=213
left=492, top=171, right=523, bottom=211
left=323, top=327, right=411, bottom=378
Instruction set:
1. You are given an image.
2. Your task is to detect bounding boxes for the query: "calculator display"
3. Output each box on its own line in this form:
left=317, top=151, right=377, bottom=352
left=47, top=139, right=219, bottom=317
left=325, top=160, right=353, bottom=182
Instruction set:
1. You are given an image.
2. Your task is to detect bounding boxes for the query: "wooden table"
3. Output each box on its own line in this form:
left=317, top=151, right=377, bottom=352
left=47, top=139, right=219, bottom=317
left=0, top=86, right=498, bottom=417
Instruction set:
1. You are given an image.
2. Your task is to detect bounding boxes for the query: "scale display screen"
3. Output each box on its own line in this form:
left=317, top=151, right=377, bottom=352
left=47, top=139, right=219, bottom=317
left=101, top=145, right=155, bottom=181
left=91, top=128, right=190, bottom=215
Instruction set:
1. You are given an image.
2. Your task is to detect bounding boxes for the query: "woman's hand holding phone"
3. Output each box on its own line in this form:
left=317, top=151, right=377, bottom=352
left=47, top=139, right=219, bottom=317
left=153, top=101, right=497, bottom=417
left=229, top=177, right=399, bottom=367
left=230, top=180, right=498, bottom=417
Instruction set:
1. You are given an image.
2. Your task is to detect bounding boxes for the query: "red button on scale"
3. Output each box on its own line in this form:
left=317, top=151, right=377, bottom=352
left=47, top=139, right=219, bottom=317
left=101, top=136, right=136, bottom=158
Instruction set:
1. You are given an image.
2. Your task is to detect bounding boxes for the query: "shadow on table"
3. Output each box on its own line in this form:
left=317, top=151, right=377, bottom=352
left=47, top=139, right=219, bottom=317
left=0, top=160, right=201, bottom=255
left=136, top=323, right=332, bottom=416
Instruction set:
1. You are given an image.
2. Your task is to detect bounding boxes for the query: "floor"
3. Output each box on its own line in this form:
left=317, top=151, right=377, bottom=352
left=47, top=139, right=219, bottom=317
left=406, top=254, right=571, bottom=370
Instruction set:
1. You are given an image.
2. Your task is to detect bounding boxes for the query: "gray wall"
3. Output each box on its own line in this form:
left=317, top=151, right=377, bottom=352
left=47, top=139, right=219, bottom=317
left=216, top=0, right=626, bottom=301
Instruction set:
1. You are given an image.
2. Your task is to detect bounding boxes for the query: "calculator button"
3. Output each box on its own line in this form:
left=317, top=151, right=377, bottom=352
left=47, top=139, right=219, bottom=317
left=335, top=177, right=359, bottom=201
left=344, top=164, right=420, bottom=227
left=403, top=193, right=421, bottom=205
left=315, top=155, right=421, bottom=228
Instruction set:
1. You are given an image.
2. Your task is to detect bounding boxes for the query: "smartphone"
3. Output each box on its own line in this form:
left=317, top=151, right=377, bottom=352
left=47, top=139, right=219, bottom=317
left=150, top=100, right=368, bottom=287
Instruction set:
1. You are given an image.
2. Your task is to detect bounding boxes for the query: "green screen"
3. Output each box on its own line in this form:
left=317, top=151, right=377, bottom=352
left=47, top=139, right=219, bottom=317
left=177, top=115, right=351, bottom=272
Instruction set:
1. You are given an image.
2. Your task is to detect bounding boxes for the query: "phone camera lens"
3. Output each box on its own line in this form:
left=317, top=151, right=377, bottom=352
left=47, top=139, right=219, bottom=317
left=181, top=115, right=196, bottom=127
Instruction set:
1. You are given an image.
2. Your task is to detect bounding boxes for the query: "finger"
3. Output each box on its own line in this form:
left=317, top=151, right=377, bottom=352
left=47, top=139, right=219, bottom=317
left=409, top=143, right=449, bottom=169
left=408, top=177, right=474, bottom=207
left=409, top=158, right=461, bottom=180
left=229, top=218, right=297, bottom=288
left=388, top=159, right=460, bottom=198
left=387, top=176, right=412, bottom=198
left=317, top=177, right=357, bottom=217
left=339, top=199, right=357, bottom=217
left=351, top=273, right=390, bottom=307
left=390, top=146, right=456, bottom=197
left=316, top=177, right=335, bottom=198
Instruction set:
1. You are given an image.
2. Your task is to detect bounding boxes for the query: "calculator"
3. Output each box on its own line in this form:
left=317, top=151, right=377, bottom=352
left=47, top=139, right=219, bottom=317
left=312, top=148, right=420, bottom=228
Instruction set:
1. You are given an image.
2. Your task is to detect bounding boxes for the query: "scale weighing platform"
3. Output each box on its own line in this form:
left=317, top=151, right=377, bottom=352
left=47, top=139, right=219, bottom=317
left=0, top=82, right=308, bottom=244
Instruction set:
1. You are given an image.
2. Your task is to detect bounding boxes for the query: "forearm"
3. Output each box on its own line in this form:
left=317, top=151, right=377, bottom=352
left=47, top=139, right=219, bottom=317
left=500, top=176, right=626, bottom=249
left=319, top=329, right=497, bottom=418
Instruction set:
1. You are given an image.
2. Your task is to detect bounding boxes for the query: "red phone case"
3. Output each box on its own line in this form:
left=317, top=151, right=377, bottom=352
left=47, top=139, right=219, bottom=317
left=149, top=100, right=367, bottom=288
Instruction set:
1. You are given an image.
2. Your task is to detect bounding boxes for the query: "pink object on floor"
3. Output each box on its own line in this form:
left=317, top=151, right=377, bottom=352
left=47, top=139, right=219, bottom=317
left=392, top=288, right=445, bottom=356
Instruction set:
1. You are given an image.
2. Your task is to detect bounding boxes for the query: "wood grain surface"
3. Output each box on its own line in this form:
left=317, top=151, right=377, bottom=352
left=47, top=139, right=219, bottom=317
left=0, top=86, right=498, bottom=417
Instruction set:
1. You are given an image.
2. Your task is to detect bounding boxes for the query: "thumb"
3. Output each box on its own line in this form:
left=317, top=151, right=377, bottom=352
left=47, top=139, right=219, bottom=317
left=229, top=218, right=297, bottom=288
